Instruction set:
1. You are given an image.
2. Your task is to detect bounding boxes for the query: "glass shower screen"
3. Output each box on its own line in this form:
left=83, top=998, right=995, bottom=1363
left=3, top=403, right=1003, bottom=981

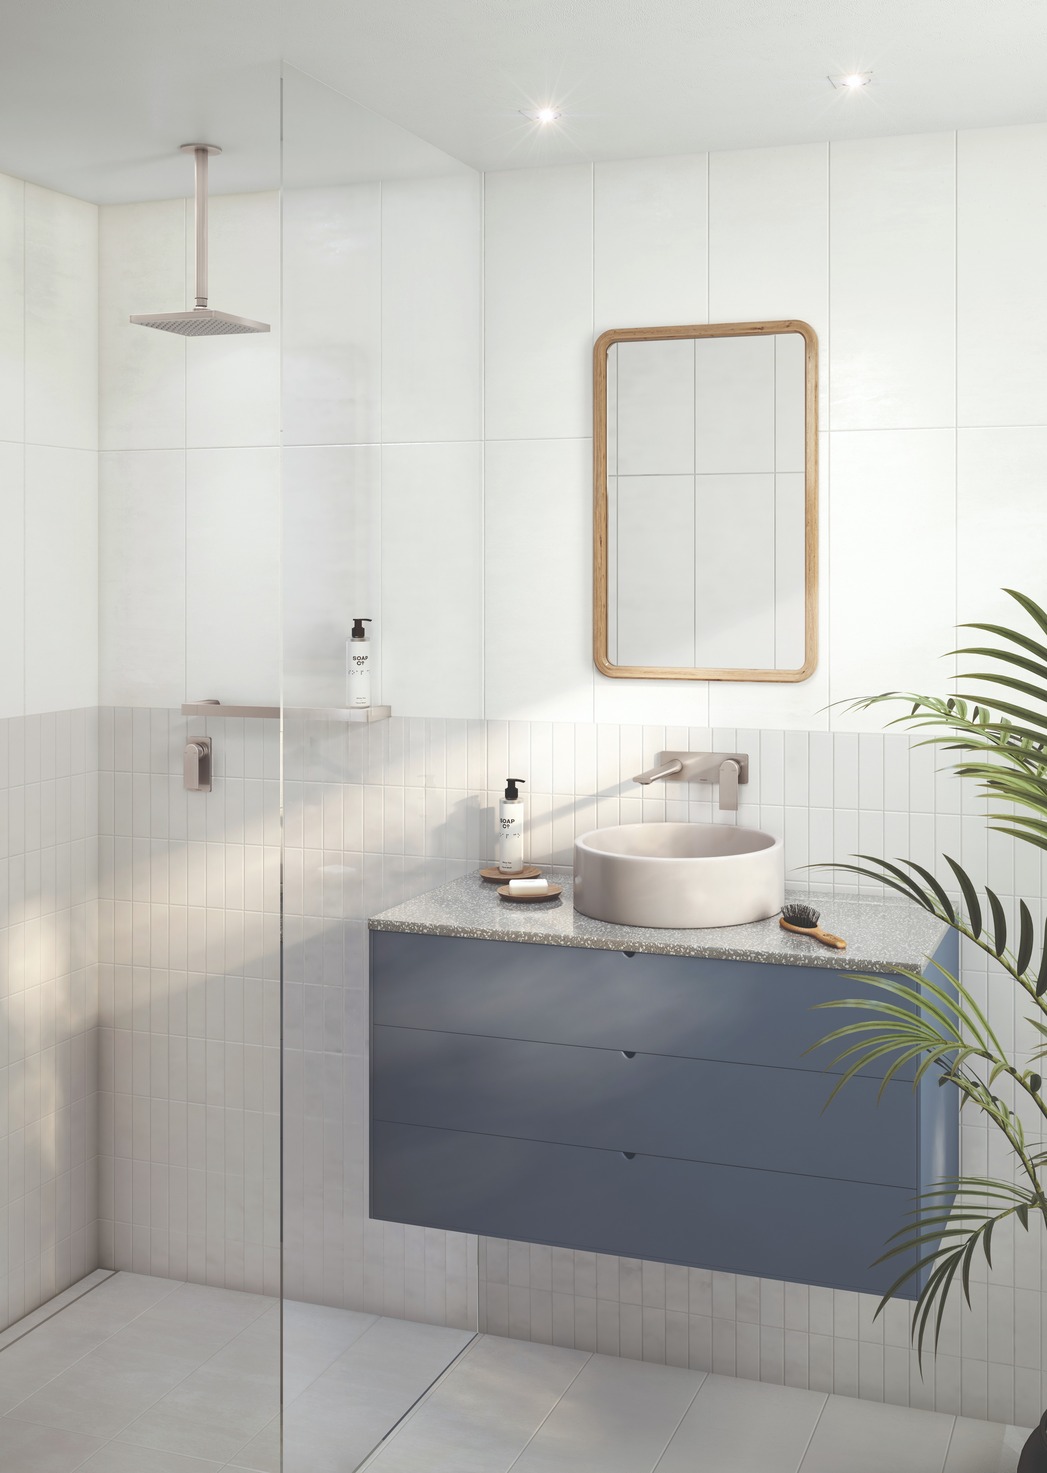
left=278, top=66, right=480, bottom=1473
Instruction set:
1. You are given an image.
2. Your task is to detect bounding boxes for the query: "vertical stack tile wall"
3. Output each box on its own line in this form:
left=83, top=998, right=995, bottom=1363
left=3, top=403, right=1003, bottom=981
left=0, top=171, right=99, bottom=1333
left=0, top=710, right=99, bottom=1332
left=95, top=709, right=282, bottom=1294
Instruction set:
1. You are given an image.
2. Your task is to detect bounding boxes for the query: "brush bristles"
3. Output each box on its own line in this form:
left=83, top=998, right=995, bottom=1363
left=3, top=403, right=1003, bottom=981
left=781, top=902, right=821, bottom=929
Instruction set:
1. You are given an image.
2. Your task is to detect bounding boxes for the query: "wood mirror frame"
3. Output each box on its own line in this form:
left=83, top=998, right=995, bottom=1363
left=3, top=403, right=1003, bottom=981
left=593, top=319, right=819, bottom=683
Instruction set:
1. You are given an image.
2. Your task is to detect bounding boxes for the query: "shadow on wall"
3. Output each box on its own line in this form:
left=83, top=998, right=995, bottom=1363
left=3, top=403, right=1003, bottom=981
left=0, top=708, right=99, bottom=1335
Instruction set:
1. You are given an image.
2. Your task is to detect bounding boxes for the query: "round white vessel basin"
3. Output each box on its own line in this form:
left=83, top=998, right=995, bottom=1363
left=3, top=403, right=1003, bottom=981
left=573, top=822, right=784, bottom=929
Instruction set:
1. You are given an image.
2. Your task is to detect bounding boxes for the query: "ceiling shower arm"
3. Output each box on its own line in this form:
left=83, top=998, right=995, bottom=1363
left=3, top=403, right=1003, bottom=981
left=193, top=146, right=208, bottom=308
left=180, top=142, right=221, bottom=311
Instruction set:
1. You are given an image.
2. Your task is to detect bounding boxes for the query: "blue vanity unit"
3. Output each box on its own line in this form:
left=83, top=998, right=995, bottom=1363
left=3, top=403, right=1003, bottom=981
left=368, top=875, right=955, bottom=1298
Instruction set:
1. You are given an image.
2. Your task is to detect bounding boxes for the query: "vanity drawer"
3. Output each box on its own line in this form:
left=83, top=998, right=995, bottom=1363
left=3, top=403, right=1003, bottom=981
left=371, top=1121, right=918, bottom=1298
left=372, top=1025, right=916, bottom=1187
left=371, top=930, right=928, bottom=1077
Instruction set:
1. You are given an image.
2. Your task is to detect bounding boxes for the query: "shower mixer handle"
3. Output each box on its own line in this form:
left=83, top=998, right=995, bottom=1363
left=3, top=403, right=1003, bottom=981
left=184, top=736, right=212, bottom=793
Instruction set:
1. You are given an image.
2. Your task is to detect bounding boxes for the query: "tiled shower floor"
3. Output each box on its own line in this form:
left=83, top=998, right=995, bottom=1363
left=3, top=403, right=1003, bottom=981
left=0, top=1272, right=1031, bottom=1473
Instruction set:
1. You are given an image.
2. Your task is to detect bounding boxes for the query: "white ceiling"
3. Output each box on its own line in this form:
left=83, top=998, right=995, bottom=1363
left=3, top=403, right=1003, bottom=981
left=1, top=0, right=1045, bottom=202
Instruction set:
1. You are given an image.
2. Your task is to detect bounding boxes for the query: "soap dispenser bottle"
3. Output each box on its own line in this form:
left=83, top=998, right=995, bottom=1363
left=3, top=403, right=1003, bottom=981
left=346, top=618, right=372, bottom=708
left=498, top=777, right=526, bottom=874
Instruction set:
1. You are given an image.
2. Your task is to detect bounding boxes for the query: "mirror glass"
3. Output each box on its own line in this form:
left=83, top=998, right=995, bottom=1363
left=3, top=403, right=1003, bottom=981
left=597, top=324, right=817, bottom=681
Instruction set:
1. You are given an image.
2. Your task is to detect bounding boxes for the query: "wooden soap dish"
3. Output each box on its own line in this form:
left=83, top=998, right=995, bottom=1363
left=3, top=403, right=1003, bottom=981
left=479, top=865, right=543, bottom=882
left=497, top=883, right=563, bottom=902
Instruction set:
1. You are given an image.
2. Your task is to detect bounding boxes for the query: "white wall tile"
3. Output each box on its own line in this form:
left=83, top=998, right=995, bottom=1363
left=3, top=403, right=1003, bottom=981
left=957, top=428, right=1047, bottom=629
left=381, top=174, right=481, bottom=443
left=958, top=125, right=1047, bottom=427
left=0, top=171, right=25, bottom=444
left=709, top=141, right=828, bottom=417
left=593, top=673, right=709, bottom=727
left=185, top=447, right=281, bottom=704
left=185, top=192, right=280, bottom=449
left=281, top=444, right=381, bottom=709
left=381, top=441, right=483, bottom=718
left=829, top=430, right=956, bottom=730
left=830, top=133, right=955, bottom=430
left=485, top=438, right=593, bottom=721
left=99, top=200, right=186, bottom=451
left=0, top=441, right=24, bottom=717
left=24, top=445, right=98, bottom=713
left=24, top=183, right=98, bottom=450
left=99, top=450, right=185, bottom=707
left=282, top=183, right=381, bottom=447
left=484, top=165, right=593, bottom=440
left=593, top=153, right=707, bottom=330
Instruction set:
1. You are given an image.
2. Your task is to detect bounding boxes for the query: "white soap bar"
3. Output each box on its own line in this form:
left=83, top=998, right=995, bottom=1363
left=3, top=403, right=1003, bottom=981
left=508, top=877, right=549, bottom=895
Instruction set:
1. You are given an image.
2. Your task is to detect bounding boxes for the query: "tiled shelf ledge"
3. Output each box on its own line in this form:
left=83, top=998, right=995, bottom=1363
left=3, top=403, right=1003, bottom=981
left=181, top=701, right=391, bottom=723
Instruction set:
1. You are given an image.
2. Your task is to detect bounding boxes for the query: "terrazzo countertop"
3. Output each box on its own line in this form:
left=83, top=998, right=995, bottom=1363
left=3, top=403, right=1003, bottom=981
left=369, top=870, right=950, bottom=973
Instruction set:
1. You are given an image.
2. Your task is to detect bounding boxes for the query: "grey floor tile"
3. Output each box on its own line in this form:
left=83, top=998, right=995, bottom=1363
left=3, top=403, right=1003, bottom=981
left=654, top=1374, right=828, bottom=1473
left=7, top=1335, right=195, bottom=1439
left=239, top=1317, right=474, bottom=1473
left=54, top=1274, right=183, bottom=1338
left=943, top=1416, right=1030, bottom=1473
left=799, top=1395, right=956, bottom=1473
left=363, top=1334, right=590, bottom=1473
left=79, top=1444, right=226, bottom=1472
left=0, top=1321, right=112, bottom=1416
left=281, top=1301, right=378, bottom=1398
left=116, top=1361, right=280, bottom=1465
left=0, top=1415, right=105, bottom=1472
left=0, top=1273, right=113, bottom=1354
left=140, top=1283, right=275, bottom=1339
left=509, top=1352, right=705, bottom=1473
left=223, top=1416, right=279, bottom=1473
left=109, top=1285, right=273, bottom=1370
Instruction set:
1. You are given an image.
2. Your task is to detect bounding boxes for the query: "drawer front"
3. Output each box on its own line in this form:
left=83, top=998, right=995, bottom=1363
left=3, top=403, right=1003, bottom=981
left=372, top=1026, right=916, bottom=1188
left=371, top=930, right=924, bottom=1076
left=371, top=1121, right=918, bottom=1298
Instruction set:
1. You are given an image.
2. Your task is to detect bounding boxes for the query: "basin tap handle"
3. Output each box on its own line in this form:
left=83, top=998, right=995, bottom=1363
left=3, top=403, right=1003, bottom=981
left=718, top=758, right=740, bottom=812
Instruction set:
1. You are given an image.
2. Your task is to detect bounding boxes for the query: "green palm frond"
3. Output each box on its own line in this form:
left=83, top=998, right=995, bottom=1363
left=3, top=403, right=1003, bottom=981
left=809, top=963, right=1001, bottom=1103
left=870, top=1177, right=1045, bottom=1364
left=815, top=588, right=1047, bottom=1361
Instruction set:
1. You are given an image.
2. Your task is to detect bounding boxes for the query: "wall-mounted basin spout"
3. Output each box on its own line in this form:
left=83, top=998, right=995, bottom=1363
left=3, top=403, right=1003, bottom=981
left=632, top=758, right=684, bottom=785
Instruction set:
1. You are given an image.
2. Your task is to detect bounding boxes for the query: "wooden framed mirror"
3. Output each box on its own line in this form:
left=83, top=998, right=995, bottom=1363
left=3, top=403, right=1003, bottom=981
left=593, top=320, right=818, bottom=682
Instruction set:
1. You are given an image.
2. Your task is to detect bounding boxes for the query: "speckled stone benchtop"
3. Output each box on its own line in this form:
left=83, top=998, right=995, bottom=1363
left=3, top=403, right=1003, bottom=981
left=369, top=870, right=950, bottom=974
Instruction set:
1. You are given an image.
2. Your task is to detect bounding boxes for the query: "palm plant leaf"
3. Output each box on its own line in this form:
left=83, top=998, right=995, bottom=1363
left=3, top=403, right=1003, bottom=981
left=815, top=588, right=1047, bottom=1359
left=872, top=1177, right=1044, bottom=1364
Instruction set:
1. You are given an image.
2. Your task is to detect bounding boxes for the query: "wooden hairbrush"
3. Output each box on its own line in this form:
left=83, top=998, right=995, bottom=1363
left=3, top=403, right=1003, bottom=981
left=779, top=902, right=846, bottom=950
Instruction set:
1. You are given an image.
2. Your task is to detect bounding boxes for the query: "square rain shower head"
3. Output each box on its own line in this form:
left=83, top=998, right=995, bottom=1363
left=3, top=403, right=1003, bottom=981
left=129, top=308, right=270, bottom=336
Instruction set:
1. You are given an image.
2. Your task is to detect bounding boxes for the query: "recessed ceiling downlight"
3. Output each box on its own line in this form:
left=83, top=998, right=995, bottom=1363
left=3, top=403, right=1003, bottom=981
left=520, top=106, right=562, bottom=124
left=829, top=71, right=872, bottom=90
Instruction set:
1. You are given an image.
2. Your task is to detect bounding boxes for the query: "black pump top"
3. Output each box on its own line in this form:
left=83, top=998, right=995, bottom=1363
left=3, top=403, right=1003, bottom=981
left=504, top=777, right=525, bottom=801
left=350, top=617, right=372, bottom=640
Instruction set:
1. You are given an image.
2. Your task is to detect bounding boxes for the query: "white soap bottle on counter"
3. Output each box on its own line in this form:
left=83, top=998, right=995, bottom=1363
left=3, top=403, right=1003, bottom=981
left=346, top=617, right=372, bottom=708
left=498, top=777, right=526, bottom=873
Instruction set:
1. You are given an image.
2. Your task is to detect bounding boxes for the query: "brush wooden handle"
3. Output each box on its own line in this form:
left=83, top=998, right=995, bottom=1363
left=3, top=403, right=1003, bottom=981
left=779, top=917, right=847, bottom=950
